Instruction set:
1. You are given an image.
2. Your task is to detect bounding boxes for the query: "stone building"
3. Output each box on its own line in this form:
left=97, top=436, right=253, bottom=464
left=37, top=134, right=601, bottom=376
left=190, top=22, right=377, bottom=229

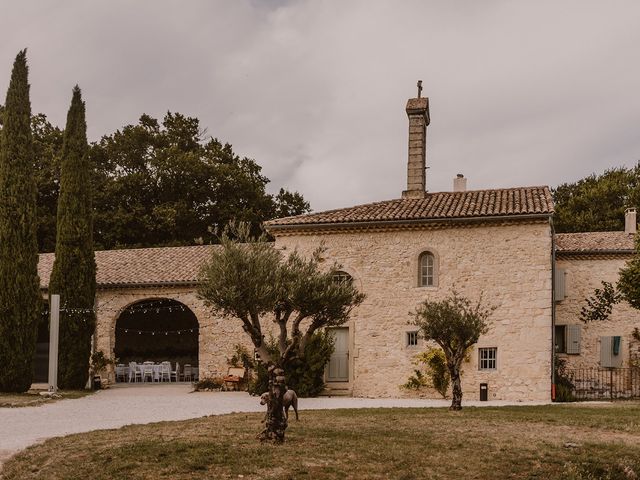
left=555, top=214, right=640, bottom=372
left=35, top=91, right=638, bottom=401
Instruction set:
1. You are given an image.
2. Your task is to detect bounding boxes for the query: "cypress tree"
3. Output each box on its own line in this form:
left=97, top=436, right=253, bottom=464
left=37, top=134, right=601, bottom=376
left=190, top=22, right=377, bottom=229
left=49, top=86, right=96, bottom=389
left=0, top=50, right=41, bottom=392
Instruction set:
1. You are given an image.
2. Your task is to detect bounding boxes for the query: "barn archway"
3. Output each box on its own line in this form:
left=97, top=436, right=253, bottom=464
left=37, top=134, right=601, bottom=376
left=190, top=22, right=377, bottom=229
left=114, top=298, right=199, bottom=379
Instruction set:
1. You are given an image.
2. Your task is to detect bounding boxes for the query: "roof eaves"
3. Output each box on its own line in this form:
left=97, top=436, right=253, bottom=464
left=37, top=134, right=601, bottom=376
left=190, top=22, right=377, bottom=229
left=266, top=212, right=552, bottom=232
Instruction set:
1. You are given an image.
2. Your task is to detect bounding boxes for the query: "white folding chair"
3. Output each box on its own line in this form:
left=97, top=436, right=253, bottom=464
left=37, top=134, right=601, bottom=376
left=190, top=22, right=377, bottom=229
left=115, top=364, right=127, bottom=383
left=183, top=364, right=192, bottom=382
left=129, top=362, right=142, bottom=383
left=171, top=362, right=180, bottom=382
left=142, top=363, right=154, bottom=383
left=160, top=362, right=171, bottom=382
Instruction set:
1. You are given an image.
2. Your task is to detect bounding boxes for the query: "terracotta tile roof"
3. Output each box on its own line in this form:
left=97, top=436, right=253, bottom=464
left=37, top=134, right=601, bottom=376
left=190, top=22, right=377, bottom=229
left=555, top=232, right=636, bottom=253
left=266, top=186, right=554, bottom=228
left=38, top=245, right=218, bottom=289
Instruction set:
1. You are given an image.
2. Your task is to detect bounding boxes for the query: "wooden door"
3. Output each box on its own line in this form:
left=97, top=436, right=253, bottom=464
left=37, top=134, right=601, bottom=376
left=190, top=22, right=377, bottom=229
left=327, top=327, right=349, bottom=382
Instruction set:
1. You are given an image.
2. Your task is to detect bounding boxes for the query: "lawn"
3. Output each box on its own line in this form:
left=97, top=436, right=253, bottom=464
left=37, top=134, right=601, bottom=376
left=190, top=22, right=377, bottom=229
left=0, top=390, right=92, bottom=408
left=2, top=403, right=640, bottom=479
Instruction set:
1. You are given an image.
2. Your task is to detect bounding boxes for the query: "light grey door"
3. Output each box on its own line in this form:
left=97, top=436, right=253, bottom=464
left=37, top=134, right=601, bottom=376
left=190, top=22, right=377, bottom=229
left=327, top=328, right=349, bottom=382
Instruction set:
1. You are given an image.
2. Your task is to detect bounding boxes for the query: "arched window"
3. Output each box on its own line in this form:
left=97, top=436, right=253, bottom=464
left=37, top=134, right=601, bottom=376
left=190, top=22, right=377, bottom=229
left=333, top=271, right=353, bottom=285
left=418, top=252, right=435, bottom=287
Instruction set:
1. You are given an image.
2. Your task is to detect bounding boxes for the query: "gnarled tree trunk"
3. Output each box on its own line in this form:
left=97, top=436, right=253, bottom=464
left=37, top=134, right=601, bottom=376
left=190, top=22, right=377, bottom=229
left=448, top=354, right=464, bottom=411
left=258, top=364, right=288, bottom=443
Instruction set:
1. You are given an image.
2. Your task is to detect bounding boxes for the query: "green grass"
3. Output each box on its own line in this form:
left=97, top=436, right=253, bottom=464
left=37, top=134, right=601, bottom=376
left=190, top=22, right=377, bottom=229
left=0, top=390, right=92, bottom=408
left=3, top=403, right=640, bottom=479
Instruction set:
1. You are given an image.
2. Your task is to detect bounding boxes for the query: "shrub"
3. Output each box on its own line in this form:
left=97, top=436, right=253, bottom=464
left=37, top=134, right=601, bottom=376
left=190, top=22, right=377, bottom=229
left=248, top=331, right=335, bottom=397
left=194, top=377, right=224, bottom=391
left=402, top=348, right=450, bottom=398
left=554, top=356, right=575, bottom=402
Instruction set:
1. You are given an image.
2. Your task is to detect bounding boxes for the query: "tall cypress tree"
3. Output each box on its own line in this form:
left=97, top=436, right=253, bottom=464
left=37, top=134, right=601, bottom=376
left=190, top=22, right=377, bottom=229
left=0, top=50, right=41, bottom=392
left=49, top=86, right=96, bottom=389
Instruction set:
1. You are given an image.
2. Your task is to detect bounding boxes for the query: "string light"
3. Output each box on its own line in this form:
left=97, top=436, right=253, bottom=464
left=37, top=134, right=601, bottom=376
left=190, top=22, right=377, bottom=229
left=115, top=327, right=196, bottom=336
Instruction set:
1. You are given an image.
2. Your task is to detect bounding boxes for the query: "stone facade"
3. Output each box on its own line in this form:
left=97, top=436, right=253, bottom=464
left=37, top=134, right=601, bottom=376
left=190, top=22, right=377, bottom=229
left=93, top=286, right=254, bottom=383
left=555, top=254, right=640, bottom=369
left=272, top=220, right=553, bottom=401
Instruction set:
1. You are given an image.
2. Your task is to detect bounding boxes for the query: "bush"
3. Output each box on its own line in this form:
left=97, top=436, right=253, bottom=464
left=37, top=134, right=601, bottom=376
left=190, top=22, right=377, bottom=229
left=248, top=331, right=335, bottom=397
left=194, top=377, right=224, bottom=391
left=402, top=348, right=450, bottom=398
left=554, top=356, right=575, bottom=402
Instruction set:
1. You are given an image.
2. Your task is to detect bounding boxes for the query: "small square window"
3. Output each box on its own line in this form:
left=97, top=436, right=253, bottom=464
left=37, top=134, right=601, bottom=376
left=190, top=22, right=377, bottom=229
left=406, top=331, right=419, bottom=347
left=478, top=347, right=497, bottom=370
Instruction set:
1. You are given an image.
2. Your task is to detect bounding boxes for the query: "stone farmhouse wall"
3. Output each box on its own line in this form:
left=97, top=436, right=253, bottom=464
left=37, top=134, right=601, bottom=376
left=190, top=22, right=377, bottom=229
left=273, top=220, right=553, bottom=401
left=94, top=286, right=254, bottom=383
left=555, top=255, right=640, bottom=369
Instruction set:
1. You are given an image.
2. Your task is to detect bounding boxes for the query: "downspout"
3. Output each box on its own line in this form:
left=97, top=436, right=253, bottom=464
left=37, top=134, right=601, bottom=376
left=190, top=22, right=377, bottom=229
left=550, top=217, right=556, bottom=401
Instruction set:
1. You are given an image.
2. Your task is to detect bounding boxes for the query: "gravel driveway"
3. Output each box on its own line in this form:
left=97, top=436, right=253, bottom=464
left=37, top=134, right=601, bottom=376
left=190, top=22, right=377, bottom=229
left=0, top=384, right=549, bottom=468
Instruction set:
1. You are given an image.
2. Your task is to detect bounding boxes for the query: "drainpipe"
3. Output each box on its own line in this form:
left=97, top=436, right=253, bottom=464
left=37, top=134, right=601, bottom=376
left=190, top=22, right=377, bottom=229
left=550, top=218, right=556, bottom=401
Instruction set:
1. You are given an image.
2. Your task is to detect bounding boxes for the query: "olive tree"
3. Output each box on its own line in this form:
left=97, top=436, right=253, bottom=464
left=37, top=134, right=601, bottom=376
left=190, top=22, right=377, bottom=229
left=198, top=223, right=364, bottom=443
left=411, top=292, right=493, bottom=410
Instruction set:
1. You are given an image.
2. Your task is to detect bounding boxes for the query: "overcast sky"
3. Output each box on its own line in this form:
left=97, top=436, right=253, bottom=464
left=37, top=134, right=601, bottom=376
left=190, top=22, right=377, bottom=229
left=1, top=1, right=639, bottom=211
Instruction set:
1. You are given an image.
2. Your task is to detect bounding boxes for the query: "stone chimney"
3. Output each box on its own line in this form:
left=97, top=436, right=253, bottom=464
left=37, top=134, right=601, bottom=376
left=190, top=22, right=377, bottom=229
left=625, top=208, right=637, bottom=234
left=402, top=81, right=430, bottom=199
left=453, top=174, right=467, bottom=192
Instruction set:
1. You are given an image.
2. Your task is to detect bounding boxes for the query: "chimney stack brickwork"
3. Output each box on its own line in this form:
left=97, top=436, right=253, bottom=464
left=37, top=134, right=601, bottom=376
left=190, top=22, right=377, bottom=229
left=402, top=97, right=430, bottom=199
left=625, top=208, right=637, bottom=234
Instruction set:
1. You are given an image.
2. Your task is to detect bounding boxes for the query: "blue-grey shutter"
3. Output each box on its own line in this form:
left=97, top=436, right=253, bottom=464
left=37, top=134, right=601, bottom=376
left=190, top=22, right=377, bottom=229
left=600, top=336, right=623, bottom=368
left=566, top=325, right=581, bottom=355
left=554, top=268, right=566, bottom=302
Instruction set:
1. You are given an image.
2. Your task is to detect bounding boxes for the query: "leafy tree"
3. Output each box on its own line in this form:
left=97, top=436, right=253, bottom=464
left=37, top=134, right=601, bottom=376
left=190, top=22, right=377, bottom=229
left=32, top=114, right=63, bottom=252
left=91, top=113, right=310, bottom=249
left=248, top=330, right=335, bottom=397
left=0, top=110, right=64, bottom=253
left=552, top=165, right=640, bottom=233
left=411, top=292, right=493, bottom=410
left=198, top=223, right=364, bottom=442
left=48, top=87, right=96, bottom=389
left=0, top=50, right=41, bottom=392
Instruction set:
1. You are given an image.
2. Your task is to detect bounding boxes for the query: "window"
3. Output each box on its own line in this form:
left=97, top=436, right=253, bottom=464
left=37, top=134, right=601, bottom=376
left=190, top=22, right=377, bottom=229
left=478, top=347, right=497, bottom=370
left=555, top=325, right=566, bottom=353
left=418, top=252, right=435, bottom=287
left=333, top=271, right=352, bottom=285
left=406, top=331, right=419, bottom=347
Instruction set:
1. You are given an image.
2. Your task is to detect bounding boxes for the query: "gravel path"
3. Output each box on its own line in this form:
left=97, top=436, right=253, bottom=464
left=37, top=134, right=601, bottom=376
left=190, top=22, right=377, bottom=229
left=0, top=384, right=549, bottom=469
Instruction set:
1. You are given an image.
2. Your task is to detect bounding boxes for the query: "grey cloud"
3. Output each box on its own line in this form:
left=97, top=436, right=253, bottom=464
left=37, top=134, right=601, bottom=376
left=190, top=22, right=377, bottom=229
left=1, top=0, right=639, bottom=211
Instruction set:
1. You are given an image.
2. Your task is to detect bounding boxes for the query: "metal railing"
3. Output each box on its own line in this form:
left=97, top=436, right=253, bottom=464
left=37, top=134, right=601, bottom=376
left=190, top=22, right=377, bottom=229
left=566, top=368, right=640, bottom=400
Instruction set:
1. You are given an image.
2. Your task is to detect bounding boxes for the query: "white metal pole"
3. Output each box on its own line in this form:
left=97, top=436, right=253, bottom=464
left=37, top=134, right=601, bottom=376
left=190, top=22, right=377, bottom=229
left=48, top=294, right=60, bottom=393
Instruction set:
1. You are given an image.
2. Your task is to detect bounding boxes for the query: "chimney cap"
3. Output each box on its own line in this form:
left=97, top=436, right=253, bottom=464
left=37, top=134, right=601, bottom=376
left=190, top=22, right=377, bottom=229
left=457, top=173, right=464, bottom=178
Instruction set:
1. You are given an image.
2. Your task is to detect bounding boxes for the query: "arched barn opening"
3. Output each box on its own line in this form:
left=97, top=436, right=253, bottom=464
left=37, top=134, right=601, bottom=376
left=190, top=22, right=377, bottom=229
left=114, top=298, right=199, bottom=383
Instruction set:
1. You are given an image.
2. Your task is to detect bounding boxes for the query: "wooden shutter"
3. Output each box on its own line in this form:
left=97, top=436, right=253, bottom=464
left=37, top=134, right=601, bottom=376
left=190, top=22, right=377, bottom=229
left=566, top=324, right=581, bottom=355
left=554, top=267, right=566, bottom=302
left=600, top=336, right=623, bottom=368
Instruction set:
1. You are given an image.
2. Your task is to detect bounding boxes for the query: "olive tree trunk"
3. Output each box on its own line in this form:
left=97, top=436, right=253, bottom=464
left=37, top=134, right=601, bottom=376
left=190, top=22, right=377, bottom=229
left=447, top=354, right=464, bottom=411
left=258, top=364, right=288, bottom=443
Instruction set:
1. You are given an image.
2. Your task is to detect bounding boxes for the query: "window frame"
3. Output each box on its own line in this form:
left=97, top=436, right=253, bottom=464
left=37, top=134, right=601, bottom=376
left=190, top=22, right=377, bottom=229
left=406, top=331, right=419, bottom=348
left=418, top=251, right=436, bottom=287
left=478, top=347, right=498, bottom=371
left=554, top=325, right=567, bottom=354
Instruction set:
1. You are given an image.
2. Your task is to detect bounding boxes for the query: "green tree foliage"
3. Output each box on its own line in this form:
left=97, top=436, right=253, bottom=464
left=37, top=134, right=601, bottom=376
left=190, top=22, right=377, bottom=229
left=402, top=348, right=450, bottom=398
left=249, top=331, right=335, bottom=397
left=198, top=222, right=364, bottom=442
left=552, top=165, right=640, bottom=233
left=411, top=292, right=493, bottom=410
left=91, top=113, right=310, bottom=249
left=48, top=87, right=97, bottom=389
left=0, top=50, right=41, bottom=392
left=580, top=234, right=640, bottom=326
left=617, top=234, right=640, bottom=311
left=32, top=114, right=63, bottom=252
